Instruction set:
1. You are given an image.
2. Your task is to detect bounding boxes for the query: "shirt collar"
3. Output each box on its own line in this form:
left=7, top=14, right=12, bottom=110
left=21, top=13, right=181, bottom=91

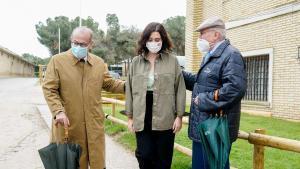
left=83, top=56, right=88, bottom=62
left=209, top=40, right=225, bottom=55
left=141, top=52, right=164, bottom=61
left=68, top=49, right=94, bottom=66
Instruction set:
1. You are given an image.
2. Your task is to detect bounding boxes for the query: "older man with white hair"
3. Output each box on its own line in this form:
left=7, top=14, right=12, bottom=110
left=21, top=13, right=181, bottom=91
left=42, top=26, right=125, bottom=169
left=183, top=17, right=247, bottom=169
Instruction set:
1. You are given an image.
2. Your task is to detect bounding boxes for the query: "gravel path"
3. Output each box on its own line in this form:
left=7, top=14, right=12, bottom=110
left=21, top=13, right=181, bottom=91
left=0, top=77, right=138, bottom=169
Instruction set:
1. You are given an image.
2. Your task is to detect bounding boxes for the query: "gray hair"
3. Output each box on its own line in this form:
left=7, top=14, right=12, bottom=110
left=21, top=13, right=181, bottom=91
left=209, top=27, right=226, bottom=40
left=70, top=26, right=93, bottom=42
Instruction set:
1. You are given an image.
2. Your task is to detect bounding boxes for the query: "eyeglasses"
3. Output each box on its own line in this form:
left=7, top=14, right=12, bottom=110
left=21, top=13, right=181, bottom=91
left=72, top=42, right=89, bottom=47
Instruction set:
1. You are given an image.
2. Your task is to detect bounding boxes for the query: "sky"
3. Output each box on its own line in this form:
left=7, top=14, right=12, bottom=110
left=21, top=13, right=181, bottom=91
left=0, top=0, right=186, bottom=58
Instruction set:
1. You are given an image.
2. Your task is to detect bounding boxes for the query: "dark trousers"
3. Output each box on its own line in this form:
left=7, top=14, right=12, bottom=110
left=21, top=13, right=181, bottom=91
left=192, top=141, right=231, bottom=169
left=135, top=91, right=175, bottom=169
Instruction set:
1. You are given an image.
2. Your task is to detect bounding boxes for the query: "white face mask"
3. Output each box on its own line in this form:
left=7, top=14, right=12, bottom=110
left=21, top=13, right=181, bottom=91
left=146, top=41, right=162, bottom=54
left=196, top=39, right=210, bottom=53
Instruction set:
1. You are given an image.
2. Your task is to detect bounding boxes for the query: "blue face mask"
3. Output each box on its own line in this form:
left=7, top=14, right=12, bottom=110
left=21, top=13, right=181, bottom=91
left=71, top=44, right=88, bottom=59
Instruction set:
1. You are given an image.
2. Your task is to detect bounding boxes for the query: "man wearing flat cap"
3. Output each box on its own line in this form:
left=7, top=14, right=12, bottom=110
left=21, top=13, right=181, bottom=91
left=182, top=16, right=247, bottom=168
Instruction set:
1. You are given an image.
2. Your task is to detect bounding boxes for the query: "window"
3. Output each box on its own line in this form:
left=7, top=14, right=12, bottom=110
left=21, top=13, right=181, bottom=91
left=243, top=55, right=269, bottom=102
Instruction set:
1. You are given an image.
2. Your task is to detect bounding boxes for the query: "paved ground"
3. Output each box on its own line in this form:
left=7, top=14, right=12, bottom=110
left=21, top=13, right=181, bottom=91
left=0, top=77, right=138, bottom=169
left=0, top=78, right=48, bottom=168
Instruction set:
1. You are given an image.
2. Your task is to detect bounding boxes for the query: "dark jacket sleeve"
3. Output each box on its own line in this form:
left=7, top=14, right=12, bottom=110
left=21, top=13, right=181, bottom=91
left=182, top=71, right=197, bottom=91
left=174, top=59, right=186, bottom=117
left=197, top=51, right=247, bottom=112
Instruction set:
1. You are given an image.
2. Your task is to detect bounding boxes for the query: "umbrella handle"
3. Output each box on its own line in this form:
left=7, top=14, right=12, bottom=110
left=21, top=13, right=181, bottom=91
left=64, top=126, right=69, bottom=143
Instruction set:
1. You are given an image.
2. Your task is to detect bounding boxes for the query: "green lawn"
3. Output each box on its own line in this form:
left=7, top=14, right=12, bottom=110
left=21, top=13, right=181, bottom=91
left=103, top=104, right=300, bottom=169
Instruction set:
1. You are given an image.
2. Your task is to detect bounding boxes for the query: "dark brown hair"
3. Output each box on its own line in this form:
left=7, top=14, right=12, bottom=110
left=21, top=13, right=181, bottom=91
left=137, top=22, right=173, bottom=55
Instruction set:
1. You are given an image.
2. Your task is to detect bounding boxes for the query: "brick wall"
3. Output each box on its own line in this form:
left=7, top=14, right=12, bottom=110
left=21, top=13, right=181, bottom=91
left=186, top=0, right=300, bottom=120
left=229, top=11, right=300, bottom=120
left=221, top=0, right=295, bottom=21
left=185, top=0, right=203, bottom=74
left=185, top=0, right=203, bottom=104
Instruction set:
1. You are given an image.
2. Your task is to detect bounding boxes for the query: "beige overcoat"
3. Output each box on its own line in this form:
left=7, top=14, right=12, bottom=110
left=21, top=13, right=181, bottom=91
left=42, top=50, right=125, bottom=169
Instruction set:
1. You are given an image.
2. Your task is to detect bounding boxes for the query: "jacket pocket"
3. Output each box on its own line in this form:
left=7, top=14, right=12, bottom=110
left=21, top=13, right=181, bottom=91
left=132, top=74, right=144, bottom=95
left=206, top=63, right=221, bottom=84
left=158, top=73, right=175, bottom=94
left=156, top=94, right=176, bottom=129
left=206, top=72, right=219, bottom=83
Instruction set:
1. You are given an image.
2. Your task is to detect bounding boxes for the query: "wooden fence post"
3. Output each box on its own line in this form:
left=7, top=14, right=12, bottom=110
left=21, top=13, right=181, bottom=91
left=102, top=97, right=300, bottom=169
left=112, top=98, right=116, bottom=117
left=253, top=129, right=266, bottom=169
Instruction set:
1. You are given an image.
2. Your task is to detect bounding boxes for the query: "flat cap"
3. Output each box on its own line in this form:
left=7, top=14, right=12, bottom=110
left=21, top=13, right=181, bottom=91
left=195, top=16, right=225, bottom=32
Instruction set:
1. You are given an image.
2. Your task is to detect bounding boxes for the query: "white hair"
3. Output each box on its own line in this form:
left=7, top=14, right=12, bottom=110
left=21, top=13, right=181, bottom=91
left=70, top=26, right=93, bottom=41
left=210, top=27, right=226, bottom=40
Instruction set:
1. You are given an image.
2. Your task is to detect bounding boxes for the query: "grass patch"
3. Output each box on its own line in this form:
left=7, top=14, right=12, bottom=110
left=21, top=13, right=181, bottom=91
left=171, top=150, right=192, bottom=169
left=230, top=113, right=300, bottom=169
left=104, top=120, right=125, bottom=135
left=118, top=132, right=136, bottom=151
left=103, top=104, right=300, bottom=169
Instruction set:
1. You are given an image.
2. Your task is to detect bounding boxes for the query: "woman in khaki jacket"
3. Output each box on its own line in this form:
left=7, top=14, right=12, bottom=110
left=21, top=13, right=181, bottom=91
left=125, top=22, right=186, bottom=169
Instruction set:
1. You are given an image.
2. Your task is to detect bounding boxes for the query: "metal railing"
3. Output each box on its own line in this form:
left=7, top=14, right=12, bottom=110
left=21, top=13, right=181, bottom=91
left=102, top=97, right=300, bottom=169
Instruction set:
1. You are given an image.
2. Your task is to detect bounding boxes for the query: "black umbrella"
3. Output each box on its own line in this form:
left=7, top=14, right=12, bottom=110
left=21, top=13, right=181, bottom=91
left=38, top=127, right=82, bottom=169
left=197, top=113, right=230, bottom=169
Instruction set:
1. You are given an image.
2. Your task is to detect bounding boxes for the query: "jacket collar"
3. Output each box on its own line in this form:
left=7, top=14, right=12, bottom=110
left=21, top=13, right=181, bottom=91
left=68, top=49, right=95, bottom=66
left=210, top=39, right=230, bottom=58
left=141, top=52, right=168, bottom=62
left=198, top=39, right=230, bottom=71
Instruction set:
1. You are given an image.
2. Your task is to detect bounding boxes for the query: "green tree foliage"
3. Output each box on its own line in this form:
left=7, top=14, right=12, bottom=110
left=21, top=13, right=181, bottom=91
left=35, top=15, right=186, bottom=65
left=117, top=26, right=140, bottom=60
left=22, top=53, right=49, bottom=65
left=92, top=29, right=113, bottom=63
left=106, top=14, right=120, bottom=35
left=105, top=13, right=121, bottom=64
left=36, top=16, right=71, bottom=55
left=163, top=16, right=185, bottom=56
left=35, top=15, right=139, bottom=65
left=35, top=16, right=102, bottom=56
left=102, top=14, right=140, bottom=64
